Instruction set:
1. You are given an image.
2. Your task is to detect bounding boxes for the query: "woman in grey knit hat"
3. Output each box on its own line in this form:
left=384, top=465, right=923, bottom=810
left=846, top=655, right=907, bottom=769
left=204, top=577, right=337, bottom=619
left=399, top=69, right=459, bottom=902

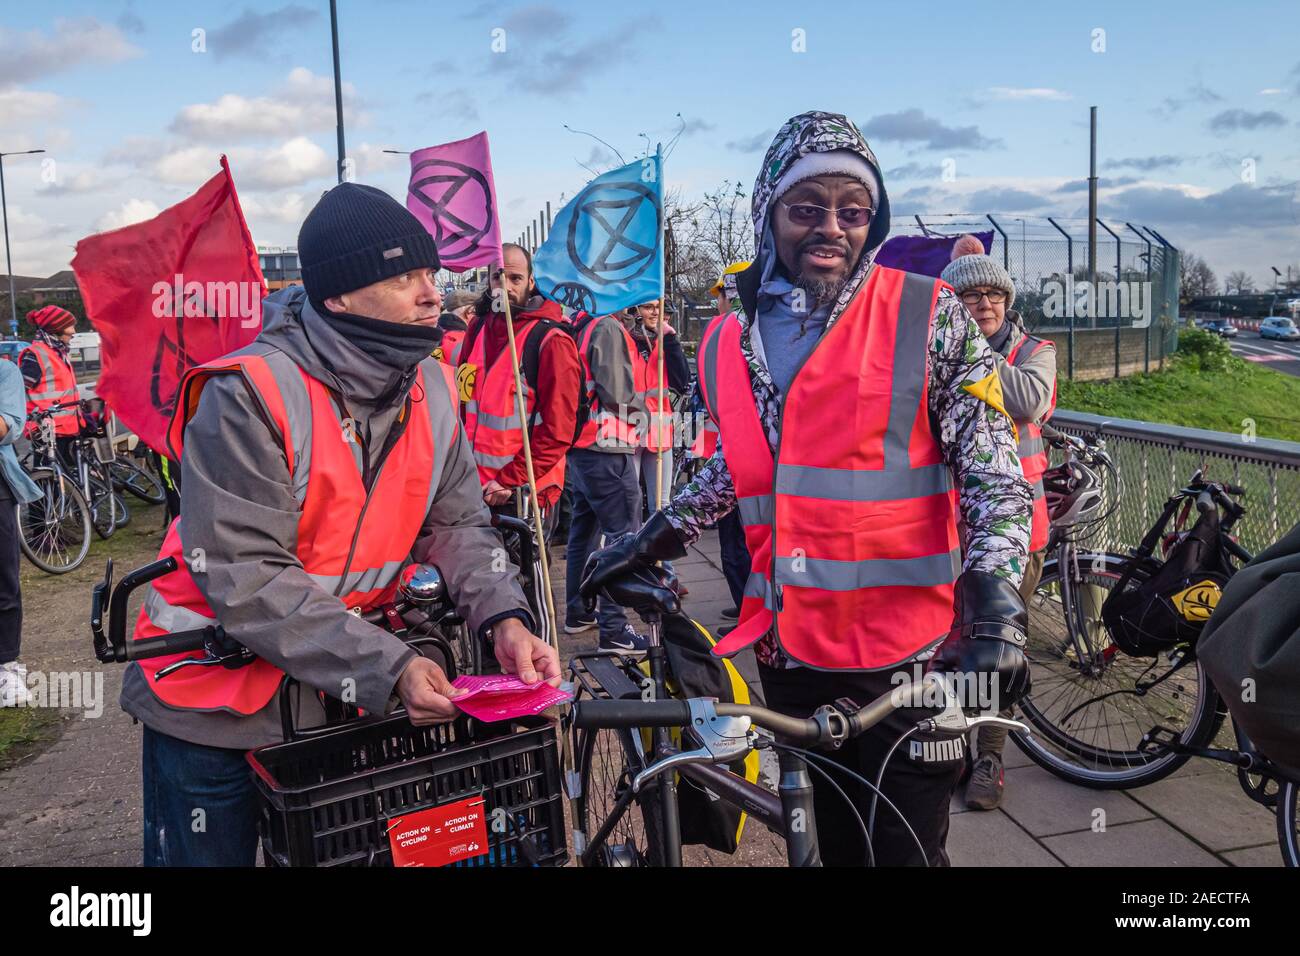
left=941, top=249, right=1058, bottom=812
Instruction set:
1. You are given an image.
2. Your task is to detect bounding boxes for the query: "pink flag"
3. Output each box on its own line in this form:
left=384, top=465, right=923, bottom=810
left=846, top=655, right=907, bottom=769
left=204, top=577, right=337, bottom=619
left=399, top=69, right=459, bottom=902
left=405, top=131, right=502, bottom=272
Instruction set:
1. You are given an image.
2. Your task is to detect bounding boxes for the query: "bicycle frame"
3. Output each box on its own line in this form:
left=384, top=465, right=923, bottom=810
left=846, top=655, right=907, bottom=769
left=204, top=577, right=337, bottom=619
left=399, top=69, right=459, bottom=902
left=570, top=616, right=822, bottom=867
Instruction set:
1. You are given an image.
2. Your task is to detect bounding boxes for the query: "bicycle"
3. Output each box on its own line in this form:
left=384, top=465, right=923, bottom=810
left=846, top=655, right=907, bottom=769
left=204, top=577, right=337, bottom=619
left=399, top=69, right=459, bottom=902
left=89, top=523, right=568, bottom=868
left=22, top=399, right=125, bottom=539
left=15, top=406, right=93, bottom=574
left=109, top=443, right=167, bottom=505
left=567, top=572, right=1029, bottom=867
left=1012, top=427, right=1300, bottom=866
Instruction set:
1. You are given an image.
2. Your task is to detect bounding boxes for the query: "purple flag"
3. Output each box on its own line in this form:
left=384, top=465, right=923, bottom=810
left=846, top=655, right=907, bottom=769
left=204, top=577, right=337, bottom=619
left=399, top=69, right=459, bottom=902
left=875, top=230, right=994, bottom=278
left=405, top=132, right=502, bottom=272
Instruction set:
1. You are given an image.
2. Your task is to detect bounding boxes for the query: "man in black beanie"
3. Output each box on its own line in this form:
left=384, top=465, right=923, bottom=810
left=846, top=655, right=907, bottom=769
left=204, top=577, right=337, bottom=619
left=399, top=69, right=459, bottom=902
left=120, top=182, right=558, bottom=867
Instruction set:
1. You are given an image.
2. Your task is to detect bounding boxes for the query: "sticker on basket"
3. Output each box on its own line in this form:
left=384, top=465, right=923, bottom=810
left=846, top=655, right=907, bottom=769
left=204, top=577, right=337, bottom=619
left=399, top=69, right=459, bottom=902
left=387, top=795, right=489, bottom=867
left=452, top=681, right=573, bottom=722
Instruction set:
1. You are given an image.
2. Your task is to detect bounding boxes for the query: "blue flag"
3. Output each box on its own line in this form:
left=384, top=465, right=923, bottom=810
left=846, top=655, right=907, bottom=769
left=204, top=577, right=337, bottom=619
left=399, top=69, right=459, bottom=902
left=534, top=155, right=663, bottom=315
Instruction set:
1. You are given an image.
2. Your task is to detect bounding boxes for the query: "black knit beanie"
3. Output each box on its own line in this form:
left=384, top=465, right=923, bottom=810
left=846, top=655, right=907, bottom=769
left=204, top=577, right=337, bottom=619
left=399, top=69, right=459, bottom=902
left=297, top=182, right=440, bottom=302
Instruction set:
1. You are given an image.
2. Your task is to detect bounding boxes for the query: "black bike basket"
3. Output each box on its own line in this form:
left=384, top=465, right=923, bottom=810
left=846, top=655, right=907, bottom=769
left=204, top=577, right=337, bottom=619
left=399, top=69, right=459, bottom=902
left=1101, top=501, right=1233, bottom=657
left=247, top=713, right=567, bottom=867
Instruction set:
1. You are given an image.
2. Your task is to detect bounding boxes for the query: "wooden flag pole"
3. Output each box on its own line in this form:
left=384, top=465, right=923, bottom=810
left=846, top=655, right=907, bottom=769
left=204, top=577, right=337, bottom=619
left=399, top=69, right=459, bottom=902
left=494, top=266, right=560, bottom=653
left=654, top=144, right=669, bottom=512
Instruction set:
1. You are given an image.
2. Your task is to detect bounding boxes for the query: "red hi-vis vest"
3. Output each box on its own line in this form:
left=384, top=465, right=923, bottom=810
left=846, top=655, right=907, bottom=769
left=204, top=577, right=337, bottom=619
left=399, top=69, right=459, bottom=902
left=460, top=315, right=566, bottom=496
left=702, top=268, right=961, bottom=670
left=689, top=414, right=720, bottom=459
left=131, top=349, right=457, bottom=716
left=21, top=341, right=80, bottom=437
left=1006, top=333, right=1056, bottom=551
left=574, top=315, right=639, bottom=450
left=435, top=328, right=467, bottom=366
left=634, top=336, right=674, bottom=452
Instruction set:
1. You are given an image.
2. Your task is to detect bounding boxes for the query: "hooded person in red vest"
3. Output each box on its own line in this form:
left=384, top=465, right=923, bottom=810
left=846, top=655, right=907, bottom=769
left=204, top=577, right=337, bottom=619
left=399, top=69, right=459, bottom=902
left=582, top=111, right=1034, bottom=866
left=942, top=249, right=1057, bottom=812
left=120, top=183, right=558, bottom=867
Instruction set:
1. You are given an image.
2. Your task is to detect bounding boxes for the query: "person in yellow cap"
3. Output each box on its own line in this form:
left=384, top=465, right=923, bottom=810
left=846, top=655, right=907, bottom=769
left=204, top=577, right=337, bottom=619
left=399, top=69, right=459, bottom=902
left=710, top=260, right=752, bottom=316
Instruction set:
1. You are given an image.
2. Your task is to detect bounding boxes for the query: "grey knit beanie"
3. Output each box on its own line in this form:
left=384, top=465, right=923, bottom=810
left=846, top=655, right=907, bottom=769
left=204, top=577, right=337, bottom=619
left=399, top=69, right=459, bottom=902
left=940, top=254, right=1016, bottom=308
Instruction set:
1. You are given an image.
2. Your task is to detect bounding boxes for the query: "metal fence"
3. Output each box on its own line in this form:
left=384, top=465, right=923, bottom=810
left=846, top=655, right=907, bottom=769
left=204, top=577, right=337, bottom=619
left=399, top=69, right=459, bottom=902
left=1050, top=410, right=1300, bottom=556
left=890, top=216, right=1181, bottom=379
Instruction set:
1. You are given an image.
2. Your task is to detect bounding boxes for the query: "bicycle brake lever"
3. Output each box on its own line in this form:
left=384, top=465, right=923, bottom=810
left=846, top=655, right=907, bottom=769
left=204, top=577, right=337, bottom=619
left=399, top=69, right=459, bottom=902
left=631, top=698, right=753, bottom=794
left=965, top=715, right=1031, bottom=737
left=154, top=644, right=254, bottom=680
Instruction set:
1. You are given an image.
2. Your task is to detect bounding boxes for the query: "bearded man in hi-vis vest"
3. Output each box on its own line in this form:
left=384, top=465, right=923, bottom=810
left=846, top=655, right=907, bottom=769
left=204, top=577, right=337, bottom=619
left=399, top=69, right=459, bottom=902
left=582, top=112, right=1034, bottom=866
left=121, top=183, right=558, bottom=867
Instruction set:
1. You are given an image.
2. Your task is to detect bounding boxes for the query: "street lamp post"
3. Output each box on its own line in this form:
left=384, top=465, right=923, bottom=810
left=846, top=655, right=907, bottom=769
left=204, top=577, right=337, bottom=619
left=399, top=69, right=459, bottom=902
left=0, top=148, right=46, bottom=337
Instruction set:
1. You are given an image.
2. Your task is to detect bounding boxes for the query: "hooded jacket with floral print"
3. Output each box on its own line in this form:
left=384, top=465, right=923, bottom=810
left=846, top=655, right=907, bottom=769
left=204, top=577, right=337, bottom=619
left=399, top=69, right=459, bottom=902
left=664, top=111, right=1032, bottom=668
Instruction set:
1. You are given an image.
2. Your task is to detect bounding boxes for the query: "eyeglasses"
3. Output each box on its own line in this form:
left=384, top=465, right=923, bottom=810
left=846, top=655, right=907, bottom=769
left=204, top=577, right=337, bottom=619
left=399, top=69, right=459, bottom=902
left=959, top=289, right=1009, bottom=305
left=779, top=200, right=874, bottom=229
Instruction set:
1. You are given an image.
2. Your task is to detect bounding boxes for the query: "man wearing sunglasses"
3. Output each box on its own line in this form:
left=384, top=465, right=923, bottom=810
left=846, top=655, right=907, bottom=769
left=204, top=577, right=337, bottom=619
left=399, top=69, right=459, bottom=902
left=942, top=250, right=1057, bottom=812
left=582, top=111, right=1033, bottom=866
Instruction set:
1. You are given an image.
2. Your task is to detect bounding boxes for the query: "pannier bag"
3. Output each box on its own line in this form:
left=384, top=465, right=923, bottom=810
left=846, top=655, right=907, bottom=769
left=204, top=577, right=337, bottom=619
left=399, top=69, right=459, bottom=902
left=1101, top=498, right=1234, bottom=657
left=1198, top=520, right=1300, bottom=779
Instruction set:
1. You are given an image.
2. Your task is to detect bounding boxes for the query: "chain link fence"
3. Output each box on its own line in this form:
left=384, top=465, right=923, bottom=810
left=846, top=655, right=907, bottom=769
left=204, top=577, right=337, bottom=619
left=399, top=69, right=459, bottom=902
left=1051, top=410, right=1300, bottom=556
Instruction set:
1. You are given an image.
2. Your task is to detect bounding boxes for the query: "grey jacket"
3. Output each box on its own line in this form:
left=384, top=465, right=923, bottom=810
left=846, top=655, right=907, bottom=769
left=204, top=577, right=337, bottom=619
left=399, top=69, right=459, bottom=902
left=992, top=312, right=1057, bottom=425
left=579, top=314, right=643, bottom=454
left=0, top=359, right=40, bottom=504
left=120, top=287, right=531, bottom=749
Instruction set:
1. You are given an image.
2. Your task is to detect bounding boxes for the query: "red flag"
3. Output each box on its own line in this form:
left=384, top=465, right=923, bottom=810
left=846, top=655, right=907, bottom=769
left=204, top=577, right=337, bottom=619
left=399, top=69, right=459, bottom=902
left=72, top=156, right=265, bottom=455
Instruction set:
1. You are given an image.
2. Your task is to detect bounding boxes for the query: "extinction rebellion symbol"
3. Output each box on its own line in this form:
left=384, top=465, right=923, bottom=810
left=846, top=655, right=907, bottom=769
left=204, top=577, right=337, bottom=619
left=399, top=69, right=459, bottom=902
left=408, top=159, right=495, bottom=262
left=567, top=180, right=660, bottom=287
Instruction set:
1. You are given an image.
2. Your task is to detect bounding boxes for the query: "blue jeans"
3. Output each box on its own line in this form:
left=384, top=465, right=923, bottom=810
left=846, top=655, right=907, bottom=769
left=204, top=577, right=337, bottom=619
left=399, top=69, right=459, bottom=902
left=565, top=448, right=642, bottom=638
left=142, top=726, right=260, bottom=867
left=716, top=507, right=751, bottom=610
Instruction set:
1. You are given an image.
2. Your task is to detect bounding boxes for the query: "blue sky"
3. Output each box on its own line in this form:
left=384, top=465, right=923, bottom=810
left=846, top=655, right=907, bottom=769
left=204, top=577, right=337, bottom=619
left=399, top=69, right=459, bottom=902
left=1, top=1, right=1297, bottom=286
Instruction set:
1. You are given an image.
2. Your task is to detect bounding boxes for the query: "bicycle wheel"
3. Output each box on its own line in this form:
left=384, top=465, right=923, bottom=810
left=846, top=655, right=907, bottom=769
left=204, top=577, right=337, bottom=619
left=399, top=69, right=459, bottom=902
left=113, top=492, right=131, bottom=529
left=1278, top=780, right=1299, bottom=868
left=86, top=471, right=119, bottom=539
left=17, top=469, right=93, bottom=574
left=576, top=717, right=667, bottom=867
left=110, top=458, right=166, bottom=504
left=1011, top=551, right=1221, bottom=789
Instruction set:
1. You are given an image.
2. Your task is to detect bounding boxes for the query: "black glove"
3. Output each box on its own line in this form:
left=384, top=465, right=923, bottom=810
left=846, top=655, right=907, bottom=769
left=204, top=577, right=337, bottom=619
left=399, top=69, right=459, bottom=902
left=927, top=570, right=1030, bottom=710
left=579, top=511, right=688, bottom=613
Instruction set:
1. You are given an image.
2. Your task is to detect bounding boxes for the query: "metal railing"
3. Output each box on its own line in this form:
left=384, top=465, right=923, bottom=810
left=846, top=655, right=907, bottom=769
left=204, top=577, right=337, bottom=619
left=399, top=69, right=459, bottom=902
left=1051, top=409, right=1300, bottom=556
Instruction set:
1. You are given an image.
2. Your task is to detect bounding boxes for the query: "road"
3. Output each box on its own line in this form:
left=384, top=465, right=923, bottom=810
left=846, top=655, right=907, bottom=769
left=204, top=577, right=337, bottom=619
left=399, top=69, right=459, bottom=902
left=1227, top=335, right=1300, bottom=378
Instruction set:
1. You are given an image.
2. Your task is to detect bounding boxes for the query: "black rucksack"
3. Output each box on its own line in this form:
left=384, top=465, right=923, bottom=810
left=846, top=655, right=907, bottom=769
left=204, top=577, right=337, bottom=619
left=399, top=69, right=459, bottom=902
left=459, top=312, right=591, bottom=443
left=1101, top=499, right=1235, bottom=657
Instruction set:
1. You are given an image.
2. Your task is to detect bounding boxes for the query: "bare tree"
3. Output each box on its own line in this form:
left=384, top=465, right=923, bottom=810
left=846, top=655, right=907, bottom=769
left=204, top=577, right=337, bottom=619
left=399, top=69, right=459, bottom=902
left=1223, top=270, right=1256, bottom=294
left=1179, top=252, right=1218, bottom=302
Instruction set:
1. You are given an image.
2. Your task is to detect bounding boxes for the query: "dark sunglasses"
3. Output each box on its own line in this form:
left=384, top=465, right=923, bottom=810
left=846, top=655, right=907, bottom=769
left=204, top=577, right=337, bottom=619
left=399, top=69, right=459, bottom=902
left=779, top=200, right=874, bottom=229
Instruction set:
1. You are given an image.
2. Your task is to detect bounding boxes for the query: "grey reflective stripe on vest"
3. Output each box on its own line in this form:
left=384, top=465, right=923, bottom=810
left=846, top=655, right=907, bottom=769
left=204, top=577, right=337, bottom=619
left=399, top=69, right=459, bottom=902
left=737, top=494, right=772, bottom=526
left=744, top=572, right=778, bottom=611
left=1017, top=435, right=1045, bottom=459
left=420, top=361, right=456, bottom=515
left=1030, top=477, right=1045, bottom=501
left=774, top=547, right=961, bottom=591
left=881, top=273, right=936, bottom=470
left=775, top=462, right=951, bottom=502
left=306, top=557, right=407, bottom=597
left=142, top=586, right=218, bottom=632
left=26, top=347, right=79, bottom=402
left=261, top=350, right=314, bottom=504
left=474, top=449, right=515, bottom=469
left=465, top=400, right=540, bottom=432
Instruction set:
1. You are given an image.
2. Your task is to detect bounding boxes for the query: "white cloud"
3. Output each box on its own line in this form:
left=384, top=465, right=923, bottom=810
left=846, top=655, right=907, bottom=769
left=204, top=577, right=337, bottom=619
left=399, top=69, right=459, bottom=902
left=94, top=198, right=160, bottom=233
left=0, top=88, right=66, bottom=127
left=234, top=137, right=334, bottom=189
left=350, top=142, right=404, bottom=178
left=38, top=166, right=119, bottom=196
left=0, top=17, right=142, bottom=85
left=1258, top=88, right=1285, bottom=95
left=986, top=87, right=1071, bottom=101
left=151, top=146, right=218, bottom=186
left=168, top=67, right=364, bottom=142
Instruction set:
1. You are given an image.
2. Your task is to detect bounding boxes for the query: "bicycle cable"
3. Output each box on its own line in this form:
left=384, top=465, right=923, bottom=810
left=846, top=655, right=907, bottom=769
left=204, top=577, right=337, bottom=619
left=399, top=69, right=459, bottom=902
left=867, top=725, right=919, bottom=842
left=772, top=741, right=929, bottom=867
left=766, top=741, right=874, bottom=867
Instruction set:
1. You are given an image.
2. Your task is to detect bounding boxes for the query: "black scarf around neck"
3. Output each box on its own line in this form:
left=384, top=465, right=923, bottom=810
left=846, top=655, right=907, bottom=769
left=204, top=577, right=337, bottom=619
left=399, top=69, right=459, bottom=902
left=311, top=301, right=439, bottom=371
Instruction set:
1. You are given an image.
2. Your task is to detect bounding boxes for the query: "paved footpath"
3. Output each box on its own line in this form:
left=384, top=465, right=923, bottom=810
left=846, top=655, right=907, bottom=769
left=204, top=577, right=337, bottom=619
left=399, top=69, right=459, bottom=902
left=0, top=529, right=1284, bottom=867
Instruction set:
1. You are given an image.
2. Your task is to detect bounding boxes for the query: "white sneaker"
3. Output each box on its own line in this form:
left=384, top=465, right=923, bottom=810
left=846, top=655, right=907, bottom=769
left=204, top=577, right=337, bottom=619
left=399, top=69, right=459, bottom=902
left=0, top=662, right=32, bottom=708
